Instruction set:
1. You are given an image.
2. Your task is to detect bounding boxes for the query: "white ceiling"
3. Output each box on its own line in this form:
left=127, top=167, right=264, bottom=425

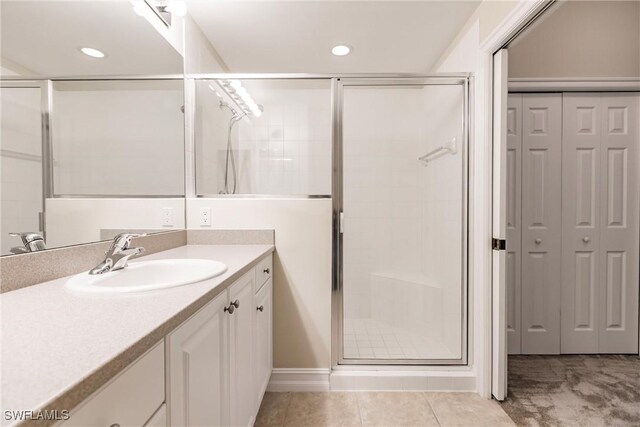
left=186, top=0, right=480, bottom=73
left=0, top=1, right=183, bottom=77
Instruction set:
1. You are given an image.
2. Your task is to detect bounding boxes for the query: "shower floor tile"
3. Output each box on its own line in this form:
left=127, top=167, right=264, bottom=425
left=342, top=318, right=453, bottom=360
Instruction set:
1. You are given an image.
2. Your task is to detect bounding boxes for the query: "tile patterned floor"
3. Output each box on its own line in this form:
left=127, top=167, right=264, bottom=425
left=255, top=392, right=515, bottom=427
left=343, top=318, right=452, bottom=360
left=500, top=355, right=640, bottom=427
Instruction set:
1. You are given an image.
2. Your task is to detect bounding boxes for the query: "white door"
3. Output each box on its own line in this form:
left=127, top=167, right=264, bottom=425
left=491, top=48, right=508, bottom=400
left=229, top=271, right=256, bottom=427
left=167, top=293, right=229, bottom=427
left=520, top=93, right=563, bottom=355
left=506, top=94, right=523, bottom=355
left=254, top=279, right=273, bottom=409
left=598, top=94, right=639, bottom=353
left=561, top=93, right=639, bottom=354
left=561, top=93, right=602, bottom=353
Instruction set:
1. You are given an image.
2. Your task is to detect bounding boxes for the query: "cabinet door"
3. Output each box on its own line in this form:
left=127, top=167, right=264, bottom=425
left=167, top=293, right=228, bottom=427
left=521, top=93, right=562, bottom=354
left=228, top=271, right=256, bottom=427
left=254, top=278, right=273, bottom=409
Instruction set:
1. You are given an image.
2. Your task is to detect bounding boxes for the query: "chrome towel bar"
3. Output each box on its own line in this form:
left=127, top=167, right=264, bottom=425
left=418, top=137, right=457, bottom=165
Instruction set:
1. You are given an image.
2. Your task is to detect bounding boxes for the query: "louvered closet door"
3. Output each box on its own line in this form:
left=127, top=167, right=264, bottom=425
left=506, top=94, right=522, bottom=355
left=598, top=94, right=639, bottom=353
left=521, top=94, right=562, bottom=355
left=561, top=94, right=602, bottom=353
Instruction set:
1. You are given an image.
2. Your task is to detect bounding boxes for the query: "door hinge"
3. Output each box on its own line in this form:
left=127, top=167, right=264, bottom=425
left=339, top=211, right=345, bottom=234
left=492, top=238, right=506, bottom=251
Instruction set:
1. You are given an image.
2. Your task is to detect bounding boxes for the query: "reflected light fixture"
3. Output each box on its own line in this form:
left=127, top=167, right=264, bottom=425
left=331, top=45, right=351, bottom=56
left=165, top=0, right=187, bottom=16
left=220, top=80, right=264, bottom=118
left=79, top=47, right=106, bottom=58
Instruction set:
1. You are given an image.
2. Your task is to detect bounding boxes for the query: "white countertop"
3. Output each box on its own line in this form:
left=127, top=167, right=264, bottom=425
left=0, top=244, right=274, bottom=425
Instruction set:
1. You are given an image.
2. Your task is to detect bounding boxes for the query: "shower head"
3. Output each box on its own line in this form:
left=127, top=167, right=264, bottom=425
left=219, top=100, right=239, bottom=116
left=219, top=100, right=263, bottom=120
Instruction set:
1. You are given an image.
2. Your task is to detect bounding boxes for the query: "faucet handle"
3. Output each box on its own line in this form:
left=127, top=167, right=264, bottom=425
left=9, top=232, right=44, bottom=243
left=110, top=233, right=147, bottom=251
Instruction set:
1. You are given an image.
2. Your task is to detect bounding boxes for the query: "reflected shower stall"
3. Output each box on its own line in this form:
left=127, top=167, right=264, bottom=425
left=193, top=75, right=469, bottom=366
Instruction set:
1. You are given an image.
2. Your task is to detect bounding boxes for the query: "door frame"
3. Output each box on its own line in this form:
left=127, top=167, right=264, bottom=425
left=330, top=76, right=471, bottom=367
left=480, top=0, right=558, bottom=399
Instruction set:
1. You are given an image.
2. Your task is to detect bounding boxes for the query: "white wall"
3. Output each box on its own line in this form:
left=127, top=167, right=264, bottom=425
left=430, top=16, right=488, bottom=394
left=186, top=198, right=332, bottom=369
left=509, top=1, right=640, bottom=78
left=51, top=80, right=184, bottom=196
left=430, top=0, right=556, bottom=395
left=0, top=87, right=43, bottom=255
left=184, top=14, right=227, bottom=74
left=45, top=198, right=184, bottom=248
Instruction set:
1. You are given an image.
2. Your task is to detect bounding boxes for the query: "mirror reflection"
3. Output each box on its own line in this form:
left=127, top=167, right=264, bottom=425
left=1, top=1, right=185, bottom=256
left=195, top=79, right=332, bottom=196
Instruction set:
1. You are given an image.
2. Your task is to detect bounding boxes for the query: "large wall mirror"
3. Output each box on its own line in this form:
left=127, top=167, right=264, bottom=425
left=0, top=1, right=185, bottom=256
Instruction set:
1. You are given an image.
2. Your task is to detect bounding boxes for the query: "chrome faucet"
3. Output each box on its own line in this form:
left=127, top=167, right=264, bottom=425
left=9, top=232, right=46, bottom=254
left=89, top=233, right=146, bottom=275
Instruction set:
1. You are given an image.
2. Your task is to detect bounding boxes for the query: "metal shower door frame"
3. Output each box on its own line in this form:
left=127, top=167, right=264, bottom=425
left=0, top=79, right=53, bottom=239
left=331, top=76, right=471, bottom=367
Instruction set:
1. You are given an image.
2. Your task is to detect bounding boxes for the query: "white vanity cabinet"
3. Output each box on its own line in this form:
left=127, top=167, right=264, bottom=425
left=167, top=255, right=273, bottom=427
left=254, top=278, right=273, bottom=409
left=59, top=342, right=165, bottom=427
left=166, top=289, right=229, bottom=426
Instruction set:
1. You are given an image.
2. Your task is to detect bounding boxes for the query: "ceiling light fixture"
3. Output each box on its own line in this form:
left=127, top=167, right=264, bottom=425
left=331, top=45, right=351, bottom=56
left=79, top=47, right=106, bottom=58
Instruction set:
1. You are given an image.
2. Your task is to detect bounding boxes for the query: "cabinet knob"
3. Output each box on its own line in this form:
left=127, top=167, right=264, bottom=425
left=583, top=236, right=590, bottom=243
left=231, top=299, right=240, bottom=309
left=535, top=238, right=542, bottom=245
left=257, top=305, right=264, bottom=312
left=263, top=268, right=270, bottom=274
left=110, top=424, right=121, bottom=427
left=224, top=304, right=235, bottom=314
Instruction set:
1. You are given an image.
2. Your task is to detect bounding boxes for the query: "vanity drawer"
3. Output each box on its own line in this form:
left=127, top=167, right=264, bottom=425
left=255, top=254, right=273, bottom=292
left=60, top=341, right=164, bottom=427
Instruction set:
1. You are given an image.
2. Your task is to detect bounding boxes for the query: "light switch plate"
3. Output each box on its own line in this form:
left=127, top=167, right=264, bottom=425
left=200, top=207, right=212, bottom=227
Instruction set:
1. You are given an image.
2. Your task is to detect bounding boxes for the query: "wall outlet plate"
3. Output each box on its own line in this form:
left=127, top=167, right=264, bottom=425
left=200, top=207, right=212, bottom=227
left=161, top=207, right=174, bottom=227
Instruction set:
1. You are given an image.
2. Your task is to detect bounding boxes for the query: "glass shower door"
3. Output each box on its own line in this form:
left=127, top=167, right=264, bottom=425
left=337, top=78, right=468, bottom=364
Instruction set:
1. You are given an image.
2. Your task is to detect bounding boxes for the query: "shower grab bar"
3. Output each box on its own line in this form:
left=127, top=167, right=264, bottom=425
left=418, top=138, right=457, bottom=165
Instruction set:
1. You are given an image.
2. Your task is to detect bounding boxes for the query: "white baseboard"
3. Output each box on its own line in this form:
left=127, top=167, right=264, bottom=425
left=266, top=368, right=477, bottom=392
left=267, top=368, right=331, bottom=392
left=330, top=370, right=477, bottom=392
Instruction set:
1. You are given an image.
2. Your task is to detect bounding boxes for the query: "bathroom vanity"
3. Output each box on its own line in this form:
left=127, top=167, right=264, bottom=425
left=0, top=245, right=274, bottom=427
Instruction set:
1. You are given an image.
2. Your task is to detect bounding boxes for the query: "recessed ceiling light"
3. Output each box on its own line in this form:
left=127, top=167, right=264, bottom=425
left=79, top=47, right=106, bottom=58
left=331, top=45, right=351, bottom=56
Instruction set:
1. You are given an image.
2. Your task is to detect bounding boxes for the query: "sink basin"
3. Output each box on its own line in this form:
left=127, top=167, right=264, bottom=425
left=65, top=259, right=227, bottom=294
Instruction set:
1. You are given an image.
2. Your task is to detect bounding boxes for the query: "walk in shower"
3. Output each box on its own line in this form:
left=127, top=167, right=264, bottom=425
left=193, top=75, right=469, bottom=366
left=333, top=77, right=469, bottom=365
